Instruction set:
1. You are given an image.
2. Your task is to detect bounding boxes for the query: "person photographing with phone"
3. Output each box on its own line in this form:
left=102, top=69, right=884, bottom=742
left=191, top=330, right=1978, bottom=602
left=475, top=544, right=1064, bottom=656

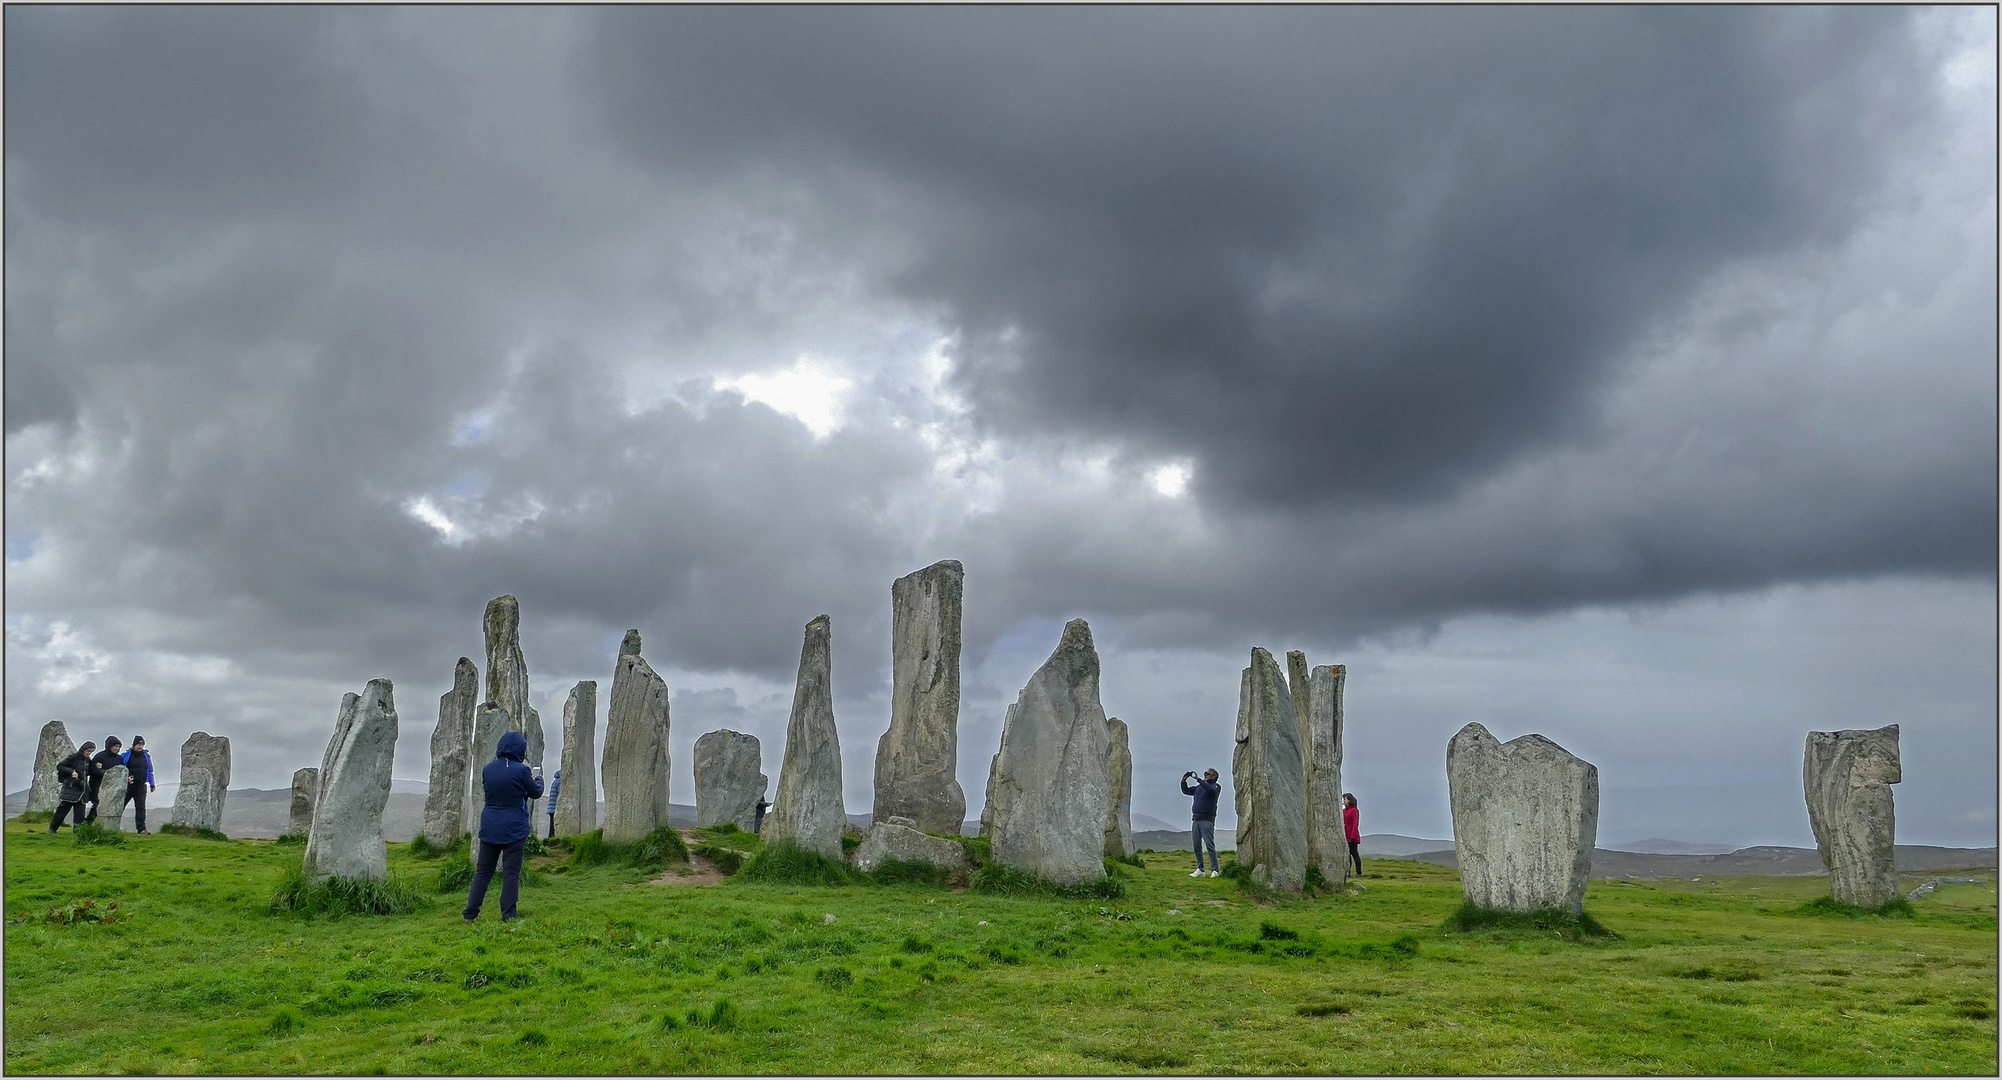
left=1181, top=768, right=1223, bottom=878
left=463, top=730, right=543, bottom=923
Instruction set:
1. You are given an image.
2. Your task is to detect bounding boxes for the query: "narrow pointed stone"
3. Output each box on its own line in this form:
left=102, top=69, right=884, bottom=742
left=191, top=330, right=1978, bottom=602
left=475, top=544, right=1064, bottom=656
left=483, top=596, right=531, bottom=744
left=694, top=729, right=767, bottom=830
left=96, top=765, right=131, bottom=830
left=1233, top=648, right=1307, bottom=892
left=873, top=560, right=966, bottom=835
left=27, top=721, right=75, bottom=814
left=1103, top=717, right=1135, bottom=859
left=304, top=679, right=399, bottom=881
left=1447, top=723, right=1598, bottom=913
left=1306, top=664, right=1348, bottom=885
left=423, top=657, right=478, bottom=844
left=169, top=732, right=231, bottom=833
left=601, top=633, right=671, bottom=844
left=768, top=615, right=845, bottom=858
left=290, top=768, right=319, bottom=837
left=987, top=619, right=1111, bottom=886
left=1805, top=724, right=1901, bottom=907
left=555, top=681, right=599, bottom=837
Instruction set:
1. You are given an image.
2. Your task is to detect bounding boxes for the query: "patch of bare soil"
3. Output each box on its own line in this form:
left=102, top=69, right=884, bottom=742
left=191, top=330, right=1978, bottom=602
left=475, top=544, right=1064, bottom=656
left=648, top=830, right=726, bottom=886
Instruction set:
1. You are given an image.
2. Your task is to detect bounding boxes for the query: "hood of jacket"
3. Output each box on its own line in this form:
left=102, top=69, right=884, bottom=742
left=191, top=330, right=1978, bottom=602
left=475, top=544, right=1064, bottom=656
left=496, top=730, right=528, bottom=762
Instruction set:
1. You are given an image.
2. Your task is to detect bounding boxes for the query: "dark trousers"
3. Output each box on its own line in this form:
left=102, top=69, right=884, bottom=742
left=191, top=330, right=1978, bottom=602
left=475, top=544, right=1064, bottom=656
left=1347, top=840, right=1362, bottom=876
left=50, top=800, right=85, bottom=831
left=128, top=785, right=148, bottom=831
left=464, top=839, right=526, bottom=921
left=548, top=814, right=556, bottom=839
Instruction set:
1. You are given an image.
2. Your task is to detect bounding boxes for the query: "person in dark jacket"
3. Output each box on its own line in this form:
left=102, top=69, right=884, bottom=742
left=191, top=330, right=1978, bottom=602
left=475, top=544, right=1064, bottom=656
left=463, top=730, right=543, bottom=923
left=545, top=769, right=561, bottom=839
left=123, top=736, right=156, bottom=834
left=50, top=742, right=95, bottom=833
left=1181, top=768, right=1223, bottom=878
left=753, top=793, right=773, bottom=835
left=85, top=737, right=124, bottom=823
left=1342, top=793, right=1363, bottom=877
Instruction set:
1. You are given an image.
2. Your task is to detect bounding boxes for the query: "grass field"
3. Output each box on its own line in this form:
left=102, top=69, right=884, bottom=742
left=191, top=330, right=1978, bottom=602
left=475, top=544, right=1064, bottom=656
left=4, top=815, right=1995, bottom=1075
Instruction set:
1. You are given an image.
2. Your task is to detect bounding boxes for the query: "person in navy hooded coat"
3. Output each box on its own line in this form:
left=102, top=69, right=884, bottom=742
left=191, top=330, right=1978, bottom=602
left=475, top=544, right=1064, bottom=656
left=463, top=730, right=544, bottom=923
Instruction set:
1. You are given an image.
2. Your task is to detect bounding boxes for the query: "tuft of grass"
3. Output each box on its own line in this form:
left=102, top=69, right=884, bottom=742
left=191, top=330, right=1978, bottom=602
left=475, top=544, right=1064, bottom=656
left=840, top=833, right=862, bottom=857
left=970, top=863, right=1127, bottom=901
left=267, top=1006, right=303, bottom=1035
left=1110, top=851, right=1146, bottom=869
left=957, top=834, right=994, bottom=867
left=432, top=858, right=474, bottom=893
left=704, top=999, right=739, bottom=1030
left=72, top=821, right=125, bottom=847
left=564, top=827, right=687, bottom=872
left=11, top=899, right=124, bottom=926
left=1441, top=901, right=1615, bottom=940
left=517, top=1029, right=548, bottom=1046
left=815, top=966, right=854, bottom=990
left=1259, top=921, right=1300, bottom=940
left=270, top=868, right=427, bottom=917
left=273, top=833, right=307, bottom=846
left=160, top=822, right=231, bottom=841
left=1296, top=1000, right=1352, bottom=1017
left=17, top=811, right=53, bottom=824
left=1794, top=895, right=1916, bottom=919
left=738, top=842, right=864, bottom=886
left=1304, top=863, right=1332, bottom=894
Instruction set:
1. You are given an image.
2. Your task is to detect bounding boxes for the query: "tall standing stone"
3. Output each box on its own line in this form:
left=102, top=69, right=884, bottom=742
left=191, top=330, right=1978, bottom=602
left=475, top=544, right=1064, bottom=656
left=96, top=765, right=131, bottom=830
left=304, top=680, right=399, bottom=881
left=1103, top=717, right=1135, bottom=859
left=601, top=632, right=672, bottom=844
left=986, top=619, right=1111, bottom=886
left=1305, top=664, right=1348, bottom=885
left=768, top=615, right=846, bottom=858
left=423, top=657, right=479, bottom=844
left=169, top=732, right=231, bottom=833
left=1233, top=648, right=1308, bottom=892
left=873, top=560, right=966, bottom=835
left=27, top=720, right=76, bottom=814
left=694, top=729, right=767, bottom=830
left=290, top=768, right=319, bottom=837
left=1447, top=722, right=1598, bottom=914
left=462, top=701, right=521, bottom=835
left=554, top=681, right=599, bottom=837
left=1805, top=724, right=1902, bottom=908
left=484, top=595, right=542, bottom=810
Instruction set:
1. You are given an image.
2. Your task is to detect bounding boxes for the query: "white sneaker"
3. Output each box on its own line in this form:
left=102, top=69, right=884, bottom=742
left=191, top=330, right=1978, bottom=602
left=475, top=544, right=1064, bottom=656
left=1190, top=869, right=1204, bottom=877
left=1209, top=870, right=1219, bottom=878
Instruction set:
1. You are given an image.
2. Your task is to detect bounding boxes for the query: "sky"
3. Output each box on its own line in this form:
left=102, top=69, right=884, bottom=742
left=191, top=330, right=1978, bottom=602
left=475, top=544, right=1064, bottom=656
left=6, top=6, right=1994, bottom=849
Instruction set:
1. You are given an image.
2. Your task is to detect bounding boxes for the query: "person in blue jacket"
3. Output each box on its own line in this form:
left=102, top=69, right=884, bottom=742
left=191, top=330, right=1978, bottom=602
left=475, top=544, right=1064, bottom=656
left=544, top=769, right=560, bottom=839
left=122, top=736, right=156, bottom=834
left=1181, top=768, right=1223, bottom=878
left=463, top=730, right=543, bottom=923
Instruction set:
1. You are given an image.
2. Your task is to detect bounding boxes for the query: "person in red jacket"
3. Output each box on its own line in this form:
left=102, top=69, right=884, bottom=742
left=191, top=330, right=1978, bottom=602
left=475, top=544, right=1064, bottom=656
left=1342, top=793, right=1363, bottom=877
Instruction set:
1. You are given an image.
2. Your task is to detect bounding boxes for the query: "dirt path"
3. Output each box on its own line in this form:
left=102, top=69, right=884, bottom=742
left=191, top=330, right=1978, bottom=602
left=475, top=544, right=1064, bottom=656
left=648, top=830, right=726, bottom=887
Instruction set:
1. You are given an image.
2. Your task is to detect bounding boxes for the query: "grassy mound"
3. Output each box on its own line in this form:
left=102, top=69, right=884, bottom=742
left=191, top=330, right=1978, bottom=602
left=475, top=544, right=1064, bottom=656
left=1793, top=895, right=1916, bottom=919
left=566, top=827, right=689, bottom=873
left=970, top=862, right=1127, bottom=901
left=737, top=841, right=865, bottom=886
left=1440, top=901, right=1615, bottom=940
left=270, top=868, right=427, bottom=917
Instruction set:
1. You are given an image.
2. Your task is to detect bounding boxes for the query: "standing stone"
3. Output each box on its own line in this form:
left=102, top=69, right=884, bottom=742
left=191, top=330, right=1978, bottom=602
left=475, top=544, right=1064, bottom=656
left=27, top=720, right=76, bottom=814
left=1306, top=664, right=1348, bottom=885
left=873, top=560, right=967, bottom=835
left=986, top=619, right=1111, bottom=886
left=1446, top=722, right=1599, bottom=914
left=169, top=732, right=231, bottom=833
left=484, top=596, right=542, bottom=812
left=1103, top=717, right=1135, bottom=859
left=767, top=615, right=846, bottom=858
left=304, top=679, right=399, bottom=881
left=694, top=729, right=767, bottom=829
left=463, top=700, right=521, bottom=837
left=290, top=768, right=319, bottom=837
left=423, top=657, right=479, bottom=844
left=977, top=750, right=1000, bottom=838
left=601, top=632, right=672, bottom=844
left=554, top=681, right=599, bottom=837
left=1233, top=648, right=1308, bottom=892
left=1804, top=724, right=1901, bottom=908
left=96, top=766, right=131, bottom=831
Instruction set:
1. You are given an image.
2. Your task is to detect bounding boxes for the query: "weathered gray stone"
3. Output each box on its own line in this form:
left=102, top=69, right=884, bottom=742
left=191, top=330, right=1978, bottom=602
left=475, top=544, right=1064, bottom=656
left=600, top=632, right=672, bottom=844
left=694, top=729, right=767, bottom=830
left=1446, top=722, right=1598, bottom=914
left=304, top=680, right=399, bottom=881
left=986, top=619, right=1111, bottom=886
left=1233, top=648, right=1308, bottom=893
left=463, top=702, right=516, bottom=864
left=852, top=820, right=970, bottom=874
left=169, top=732, right=231, bottom=833
left=1805, top=725, right=1901, bottom=908
left=1104, top=717, right=1135, bottom=859
left=555, top=681, right=599, bottom=837
left=483, top=597, right=531, bottom=751
left=27, top=720, right=76, bottom=814
left=767, top=615, right=846, bottom=858
left=96, top=766, right=131, bottom=830
left=1306, top=663, right=1348, bottom=885
left=290, top=768, right=319, bottom=837
left=977, top=750, right=1000, bottom=838
left=873, top=560, right=967, bottom=835
left=423, top=657, right=479, bottom=845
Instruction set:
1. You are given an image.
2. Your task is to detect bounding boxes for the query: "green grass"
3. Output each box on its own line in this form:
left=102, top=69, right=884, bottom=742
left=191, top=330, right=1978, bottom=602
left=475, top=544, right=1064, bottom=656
left=1441, top=901, right=1617, bottom=941
left=1794, top=895, right=1918, bottom=919
left=158, top=823, right=230, bottom=841
left=3, top=815, right=1995, bottom=1074
left=71, top=822, right=125, bottom=848
left=567, top=827, right=689, bottom=873
left=738, top=841, right=865, bottom=886
left=270, top=868, right=428, bottom=917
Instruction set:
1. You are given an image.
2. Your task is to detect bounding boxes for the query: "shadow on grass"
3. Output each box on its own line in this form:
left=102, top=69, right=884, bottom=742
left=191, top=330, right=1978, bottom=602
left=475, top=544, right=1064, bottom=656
left=1440, top=901, right=1617, bottom=941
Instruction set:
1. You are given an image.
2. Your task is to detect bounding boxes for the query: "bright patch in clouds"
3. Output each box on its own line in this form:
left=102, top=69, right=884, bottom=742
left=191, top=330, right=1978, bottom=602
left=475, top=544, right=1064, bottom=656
left=1150, top=461, right=1193, bottom=497
left=717, top=357, right=855, bottom=437
left=405, top=496, right=461, bottom=541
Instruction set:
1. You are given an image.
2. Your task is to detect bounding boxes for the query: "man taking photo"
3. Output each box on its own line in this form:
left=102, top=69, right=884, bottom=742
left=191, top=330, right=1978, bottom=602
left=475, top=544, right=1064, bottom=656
left=1181, top=768, right=1223, bottom=878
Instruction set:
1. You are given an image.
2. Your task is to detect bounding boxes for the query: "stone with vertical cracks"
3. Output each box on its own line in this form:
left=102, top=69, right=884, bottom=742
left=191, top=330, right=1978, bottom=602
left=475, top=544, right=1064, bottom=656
left=768, top=616, right=845, bottom=858
left=555, top=681, right=599, bottom=837
left=462, top=700, right=522, bottom=837
left=484, top=595, right=543, bottom=801
left=28, top=721, right=76, bottom=814
left=852, top=821, right=970, bottom=874
left=873, top=560, right=966, bottom=835
left=169, top=732, right=231, bottom=833
left=424, top=657, right=479, bottom=844
left=304, top=680, right=399, bottom=881
left=601, top=632, right=671, bottom=844
left=1305, top=664, right=1348, bottom=885
left=1234, top=649, right=1307, bottom=893
left=1805, top=724, right=1901, bottom=908
left=1447, top=723, right=1598, bottom=914
left=96, top=766, right=131, bottom=830
left=290, top=768, right=319, bottom=837
left=1104, top=717, right=1135, bottom=859
left=694, top=729, right=766, bottom=830
left=987, top=619, right=1111, bottom=886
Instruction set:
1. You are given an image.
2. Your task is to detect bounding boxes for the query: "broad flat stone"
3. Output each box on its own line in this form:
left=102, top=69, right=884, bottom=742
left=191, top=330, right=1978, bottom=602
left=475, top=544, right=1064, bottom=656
left=1233, top=648, right=1307, bottom=892
left=986, top=619, right=1111, bottom=886
left=1306, top=664, right=1348, bottom=885
left=169, top=732, right=231, bottom=833
left=423, top=657, right=478, bottom=844
left=290, top=768, right=319, bottom=837
left=1104, top=717, right=1135, bottom=858
left=852, top=821, right=970, bottom=873
left=555, top=681, right=599, bottom=837
left=304, top=680, right=399, bottom=881
left=1447, top=722, right=1598, bottom=913
left=1805, top=725, right=1901, bottom=908
left=96, top=766, right=131, bottom=830
left=873, top=560, right=967, bottom=835
left=694, top=729, right=766, bottom=830
left=767, top=615, right=846, bottom=858
left=28, top=721, right=75, bottom=814
left=601, top=632, right=672, bottom=844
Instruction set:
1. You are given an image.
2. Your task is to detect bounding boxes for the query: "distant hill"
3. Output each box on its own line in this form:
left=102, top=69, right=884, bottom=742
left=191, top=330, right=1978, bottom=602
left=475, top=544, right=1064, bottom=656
left=1609, top=837, right=1737, bottom=855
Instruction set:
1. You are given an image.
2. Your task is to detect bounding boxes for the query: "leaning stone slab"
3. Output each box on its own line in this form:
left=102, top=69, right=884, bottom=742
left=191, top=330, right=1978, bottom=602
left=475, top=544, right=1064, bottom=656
left=986, top=619, right=1111, bottom=886
left=27, top=720, right=76, bottom=814
left=96, top=766, right=131, bottom=830
left=1233, top=648, right=1308, bottom=892
left=555, top=680, right=599, bottom=837
left=694, top=729, right=767, bottom=830
left=1104, top=717, right=1135, bottom=859
left=601, top=632, right=672, bottom=844
left=852, top=821, right=970, bottom=874
left=169, top=732, right=231, bottom=833
left=873, top=560, right=967, bottom=835
left=290, top=768, right=319, bottom=837
left=423, top=657, right=479, bottom=844
left=304, top=680, right=399, bottom=881
left=1306, top=664, right=1348, bottom=885
left=1447, top=722, right=1598, bottom=914
left=1805, top=724, right=1901, bottom=908
left=767, top=615, right=846, bottom=859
